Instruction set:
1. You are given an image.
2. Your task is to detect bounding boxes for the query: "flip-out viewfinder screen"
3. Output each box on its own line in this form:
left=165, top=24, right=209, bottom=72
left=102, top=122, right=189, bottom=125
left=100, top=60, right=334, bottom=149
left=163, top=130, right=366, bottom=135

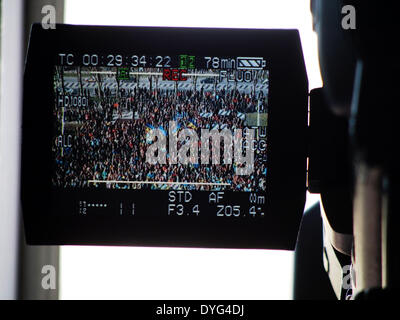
left=22, top=25, right=308, bottom=249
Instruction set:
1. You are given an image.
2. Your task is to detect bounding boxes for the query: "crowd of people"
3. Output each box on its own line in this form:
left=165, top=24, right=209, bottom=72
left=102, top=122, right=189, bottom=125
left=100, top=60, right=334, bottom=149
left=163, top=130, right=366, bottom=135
left=53, top=73, right=268, bottom=192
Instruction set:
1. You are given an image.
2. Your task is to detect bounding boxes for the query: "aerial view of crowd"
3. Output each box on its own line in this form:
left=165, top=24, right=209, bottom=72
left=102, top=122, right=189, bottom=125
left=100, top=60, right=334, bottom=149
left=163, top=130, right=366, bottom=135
left=52, top=73, right=268, bottom=192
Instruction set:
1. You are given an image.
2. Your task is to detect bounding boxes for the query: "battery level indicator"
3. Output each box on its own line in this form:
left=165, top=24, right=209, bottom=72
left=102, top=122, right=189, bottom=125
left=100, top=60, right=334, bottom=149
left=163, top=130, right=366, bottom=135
left=236, top=57, right=266, bottom=70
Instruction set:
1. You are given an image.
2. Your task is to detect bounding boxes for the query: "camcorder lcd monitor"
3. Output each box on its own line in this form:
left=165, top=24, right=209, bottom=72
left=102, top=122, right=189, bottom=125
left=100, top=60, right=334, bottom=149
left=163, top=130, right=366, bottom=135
left=22, top=24, right=308, bottom=249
